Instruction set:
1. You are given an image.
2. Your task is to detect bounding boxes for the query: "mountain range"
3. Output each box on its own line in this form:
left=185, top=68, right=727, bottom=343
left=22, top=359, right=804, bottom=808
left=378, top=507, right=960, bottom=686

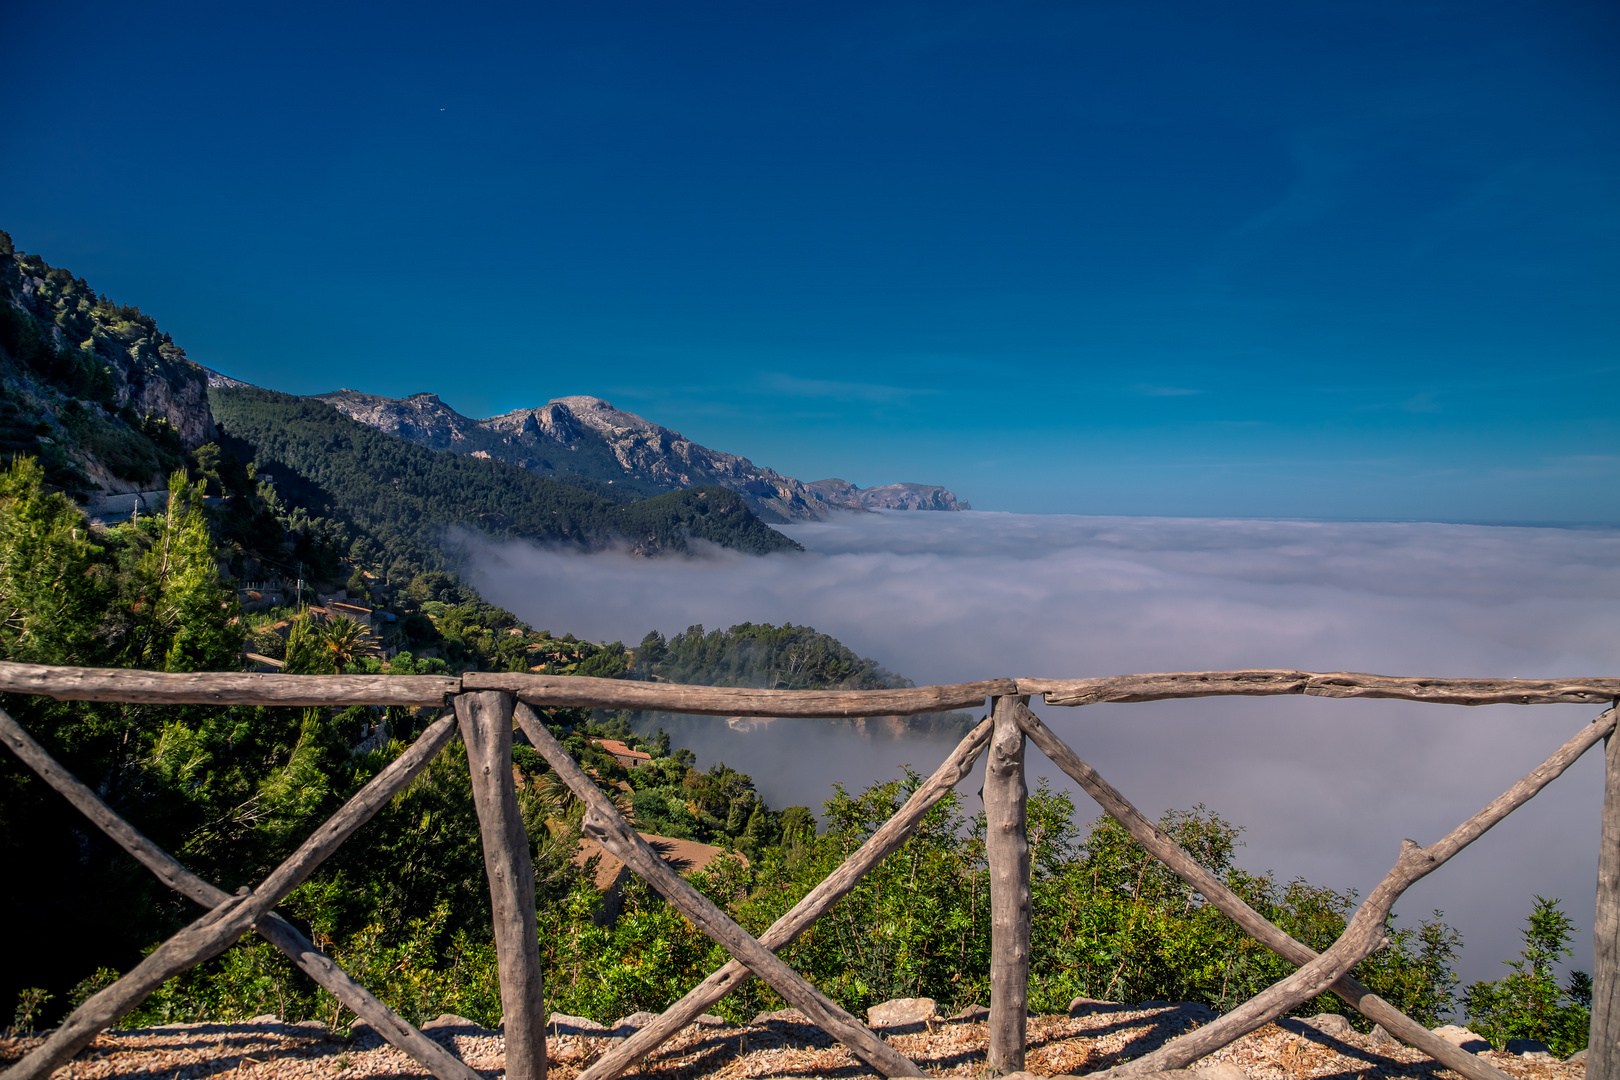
left=307, top=387, right=969, bottom=523
left=2, top=226, right=966, bottom=573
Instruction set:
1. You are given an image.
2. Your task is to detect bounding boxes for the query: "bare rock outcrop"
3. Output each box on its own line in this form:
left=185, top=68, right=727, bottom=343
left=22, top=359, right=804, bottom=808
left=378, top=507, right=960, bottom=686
left=808, top=477, right=971, bottom=511
left=315, top=389, right=969, bottom=523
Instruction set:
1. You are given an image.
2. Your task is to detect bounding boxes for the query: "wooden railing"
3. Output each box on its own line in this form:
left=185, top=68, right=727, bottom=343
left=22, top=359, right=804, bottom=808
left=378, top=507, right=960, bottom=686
left=1, top=660, right=1616, bottom=1080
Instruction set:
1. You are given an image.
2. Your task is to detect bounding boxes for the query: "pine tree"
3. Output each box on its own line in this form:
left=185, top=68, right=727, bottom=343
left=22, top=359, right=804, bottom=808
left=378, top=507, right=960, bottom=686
left=0, top=457, right=107, bottom=665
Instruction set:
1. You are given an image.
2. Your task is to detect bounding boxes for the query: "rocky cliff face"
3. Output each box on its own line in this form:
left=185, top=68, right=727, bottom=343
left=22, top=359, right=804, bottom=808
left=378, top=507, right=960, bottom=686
left=5, top=252, right=213, bottom=449
left=805, top=478, right=970, bottom=512
left=313, top=389, right=484, bottom=451
left=1, top=233, right=214, bottom=493
left=314, top=389, right=970, bottom=523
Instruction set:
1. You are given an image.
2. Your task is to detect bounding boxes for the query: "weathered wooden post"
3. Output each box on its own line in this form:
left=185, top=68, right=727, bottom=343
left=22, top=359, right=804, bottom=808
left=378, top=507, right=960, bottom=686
left=456, top=691, right=546, bottom=1080
left=986, top=694, right=1031, bottom=1074
left=1594, top=711, right=1620, bottom=1080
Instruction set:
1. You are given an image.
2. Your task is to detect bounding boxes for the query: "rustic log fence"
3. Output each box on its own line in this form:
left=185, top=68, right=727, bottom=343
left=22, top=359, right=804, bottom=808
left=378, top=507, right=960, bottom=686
left=1, top=660, right=1617, bottom=1080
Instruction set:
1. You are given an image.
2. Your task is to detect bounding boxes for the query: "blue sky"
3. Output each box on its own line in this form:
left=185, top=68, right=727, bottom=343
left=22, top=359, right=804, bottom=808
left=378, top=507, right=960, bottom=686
left=3, top=1, right=1617, bottom=521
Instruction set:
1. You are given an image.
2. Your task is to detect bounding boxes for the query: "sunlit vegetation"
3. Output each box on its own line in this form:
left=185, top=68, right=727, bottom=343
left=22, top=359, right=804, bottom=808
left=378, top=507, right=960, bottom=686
left=3, top=450, right=1542, bottom=1048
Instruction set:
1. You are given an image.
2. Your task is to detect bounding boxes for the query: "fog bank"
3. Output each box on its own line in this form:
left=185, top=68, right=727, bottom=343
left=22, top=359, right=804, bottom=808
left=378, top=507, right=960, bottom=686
left=465, top=511, right=1620, bottom=989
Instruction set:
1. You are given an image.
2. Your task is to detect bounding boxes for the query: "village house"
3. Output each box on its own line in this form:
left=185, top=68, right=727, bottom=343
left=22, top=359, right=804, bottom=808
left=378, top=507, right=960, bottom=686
left=237, top=573, right=290, bottom=610
left=325, top=600, right=375, bottom=629
left=591, top=738, right=652, bottom=769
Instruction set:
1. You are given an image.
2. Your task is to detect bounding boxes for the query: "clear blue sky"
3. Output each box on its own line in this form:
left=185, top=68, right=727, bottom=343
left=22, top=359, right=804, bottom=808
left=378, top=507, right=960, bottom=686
left=4, top=1, right=1617, bottom=521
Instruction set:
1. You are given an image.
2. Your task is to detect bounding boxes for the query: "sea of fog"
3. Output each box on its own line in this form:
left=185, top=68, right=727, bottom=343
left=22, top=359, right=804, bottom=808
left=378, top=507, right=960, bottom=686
left=464, top=510, right=1620, bottom=991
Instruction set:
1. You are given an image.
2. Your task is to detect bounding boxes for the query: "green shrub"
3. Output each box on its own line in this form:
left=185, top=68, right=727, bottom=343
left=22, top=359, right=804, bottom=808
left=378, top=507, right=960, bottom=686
left=1464, top=896, right=1590, bottom=1056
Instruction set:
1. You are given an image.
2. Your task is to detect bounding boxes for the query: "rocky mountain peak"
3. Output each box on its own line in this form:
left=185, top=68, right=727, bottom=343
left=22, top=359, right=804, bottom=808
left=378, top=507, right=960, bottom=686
left=549, top=395, right=669, bottom=438
left=311, top=388, right=485, bottom=451
left=312, top=387, right=969, bottom=523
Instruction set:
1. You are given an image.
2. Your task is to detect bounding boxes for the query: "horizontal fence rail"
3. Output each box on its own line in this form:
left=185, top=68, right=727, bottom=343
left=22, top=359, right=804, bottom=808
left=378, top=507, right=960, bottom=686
left=6, top=660, right=1616, bottom=711
left=1, top=659, right=1615, bottom=1080
left=1022, top=670, right=1620, bottom=707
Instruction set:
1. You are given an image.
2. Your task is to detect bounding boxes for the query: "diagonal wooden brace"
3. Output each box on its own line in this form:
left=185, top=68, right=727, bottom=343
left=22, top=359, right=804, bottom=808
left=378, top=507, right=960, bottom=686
left=574, top=713, right=995, bottom=1080
left=513, top=703, right=924, bottom=1078
left=1011, top=699, right=1519, bottom=1080
left=0, top=706, right=480, bottom=1080
left=1090, top=704, right=1618, bottom=1076
left=2, top=713, right=459, bottom=1080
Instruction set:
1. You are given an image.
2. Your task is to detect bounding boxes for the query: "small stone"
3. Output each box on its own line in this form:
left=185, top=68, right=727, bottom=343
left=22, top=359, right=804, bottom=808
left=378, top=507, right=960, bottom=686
left=749, top=1008, right=809, bottom=1026
left=1430, top=1025, right=1491, bottom=1053
left=1067, top=997, right=1122, bottom=1018
left=694, top=1014, right=729, bottom=1027
left=1193, top=1065, right=1248, bottom=1080
left=546, top=1013, right=606, bottom=1037
left=952, top=1004, right=990, bottom=1022
left=421, top=1014, right=481, bottom=1032
left=1368, top=1023, right=1397, bottom=1046
left=348, top=1019, right=379, bottom=1042
left=1564, top=1048, right=1588, bottom=1064
left=1505, top=1038, right=1551, bottom=1057
left=866, top=997, right=939, bottom=1027
left=1304, top=1013, right=1353, bottom=1038
left=611, top=1012, right=659, bottom=1035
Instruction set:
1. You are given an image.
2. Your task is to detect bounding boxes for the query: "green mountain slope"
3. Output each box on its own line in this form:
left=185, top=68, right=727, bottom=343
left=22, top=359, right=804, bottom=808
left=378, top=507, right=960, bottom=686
left=211, top=387, right=802, bottom=567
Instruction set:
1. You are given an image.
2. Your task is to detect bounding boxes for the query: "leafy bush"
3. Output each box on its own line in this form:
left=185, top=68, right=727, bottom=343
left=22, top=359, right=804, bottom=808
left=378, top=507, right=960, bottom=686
left=1464, top=896, right=1590, bottom=1056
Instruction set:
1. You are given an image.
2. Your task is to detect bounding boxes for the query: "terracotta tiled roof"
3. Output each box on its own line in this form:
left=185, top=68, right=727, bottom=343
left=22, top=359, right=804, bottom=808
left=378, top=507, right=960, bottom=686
left=592, top=738, right=652, bottom=762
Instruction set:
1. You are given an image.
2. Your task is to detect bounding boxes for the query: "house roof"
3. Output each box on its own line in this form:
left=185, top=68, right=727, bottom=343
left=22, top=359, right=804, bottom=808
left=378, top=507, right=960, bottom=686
left=592, top=738, right=651, bottom=761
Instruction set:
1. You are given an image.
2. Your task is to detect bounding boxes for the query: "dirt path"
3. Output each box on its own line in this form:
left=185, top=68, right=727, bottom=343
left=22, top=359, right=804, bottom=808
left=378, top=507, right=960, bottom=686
left=0, top=1005, right=1582, bottom=1080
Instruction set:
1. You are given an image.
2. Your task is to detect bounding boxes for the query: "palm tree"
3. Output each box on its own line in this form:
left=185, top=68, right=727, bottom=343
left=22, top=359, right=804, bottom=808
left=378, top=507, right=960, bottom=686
left=537, top=769, right=578, bottom=816
left=320, top=617, right=372, bottom=672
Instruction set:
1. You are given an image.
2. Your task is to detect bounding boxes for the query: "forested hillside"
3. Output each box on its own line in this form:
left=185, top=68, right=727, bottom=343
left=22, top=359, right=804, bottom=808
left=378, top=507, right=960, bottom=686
left=211, top=386, right=801, bottom=568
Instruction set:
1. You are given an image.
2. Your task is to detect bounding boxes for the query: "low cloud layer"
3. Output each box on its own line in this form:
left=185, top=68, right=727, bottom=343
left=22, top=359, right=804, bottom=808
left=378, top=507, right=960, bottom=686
left=465, top=511, right=1620, bottom=989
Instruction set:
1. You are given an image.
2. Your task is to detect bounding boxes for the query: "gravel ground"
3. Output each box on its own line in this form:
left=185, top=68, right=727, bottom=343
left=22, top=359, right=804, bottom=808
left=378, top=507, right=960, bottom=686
left=0, top=1005, right=1585, bottom=1080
